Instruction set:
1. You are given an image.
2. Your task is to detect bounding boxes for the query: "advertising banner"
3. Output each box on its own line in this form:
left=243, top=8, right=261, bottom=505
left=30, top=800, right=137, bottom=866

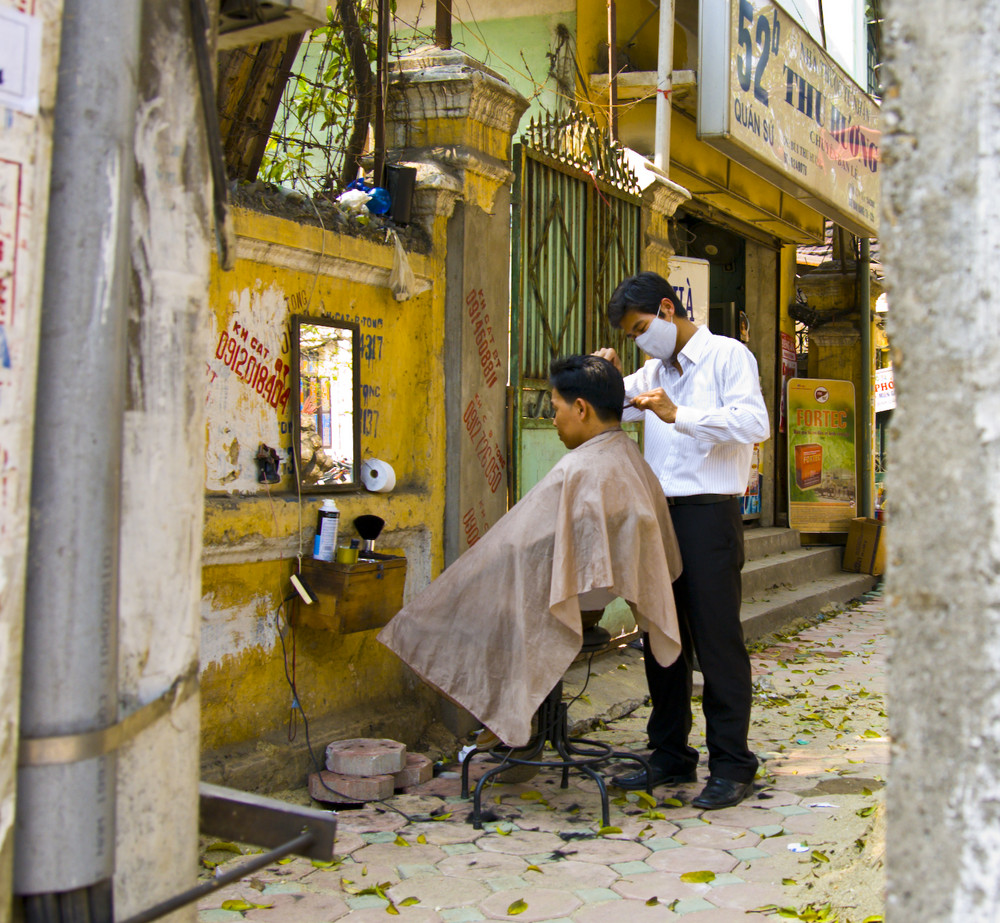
left=778, top=330, right=797, bottom=432
left=787, top=378, right=857, bottom=532
left=874, top=366, right=895, bottom=412
left=699, top=0, right=880, bottom=238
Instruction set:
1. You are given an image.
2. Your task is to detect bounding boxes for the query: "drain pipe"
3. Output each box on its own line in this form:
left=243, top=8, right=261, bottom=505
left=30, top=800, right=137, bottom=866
left=653, top=0, right=675, bottom=173
left=857, top=236, right=873, bottom=518
left=15, top=0, right=141, bottom=913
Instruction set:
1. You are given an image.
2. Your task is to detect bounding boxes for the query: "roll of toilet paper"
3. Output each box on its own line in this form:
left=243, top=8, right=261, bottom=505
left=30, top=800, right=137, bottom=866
left=361, top=458, right=396, bottom=493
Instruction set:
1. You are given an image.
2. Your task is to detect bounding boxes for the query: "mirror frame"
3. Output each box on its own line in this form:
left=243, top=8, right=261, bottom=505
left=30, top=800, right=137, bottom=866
left=290, top=314, right=362, bottom=494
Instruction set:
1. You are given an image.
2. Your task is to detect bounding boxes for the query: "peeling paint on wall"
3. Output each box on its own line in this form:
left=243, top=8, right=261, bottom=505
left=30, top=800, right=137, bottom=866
left=206, top=280, right=291, bottom=492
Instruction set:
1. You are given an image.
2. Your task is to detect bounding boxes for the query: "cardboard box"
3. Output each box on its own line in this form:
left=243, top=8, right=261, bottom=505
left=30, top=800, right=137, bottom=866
left=842, top=517, right=885, bottom=576
left=299, top=553, right=407, bottom=633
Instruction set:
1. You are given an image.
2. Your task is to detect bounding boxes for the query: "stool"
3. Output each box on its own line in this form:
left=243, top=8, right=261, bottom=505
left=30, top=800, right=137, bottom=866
left=461, top=609, right=653, bottom=829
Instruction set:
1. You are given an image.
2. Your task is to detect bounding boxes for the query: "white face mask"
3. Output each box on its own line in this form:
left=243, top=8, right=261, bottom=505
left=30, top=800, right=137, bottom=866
left=634, top=307, right=677, bottom=361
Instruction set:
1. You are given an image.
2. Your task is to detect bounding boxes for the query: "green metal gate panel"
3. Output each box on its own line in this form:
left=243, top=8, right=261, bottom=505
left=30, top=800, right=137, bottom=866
left=511, top=113, right=644, bottom=501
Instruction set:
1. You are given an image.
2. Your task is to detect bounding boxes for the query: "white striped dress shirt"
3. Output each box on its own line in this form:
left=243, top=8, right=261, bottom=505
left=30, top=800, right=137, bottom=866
left=621, top=326, right=770, bottom=497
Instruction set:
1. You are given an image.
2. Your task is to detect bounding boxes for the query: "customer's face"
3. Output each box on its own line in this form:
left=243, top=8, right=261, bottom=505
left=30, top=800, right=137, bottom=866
left=551, top=387, right=587, bottom=449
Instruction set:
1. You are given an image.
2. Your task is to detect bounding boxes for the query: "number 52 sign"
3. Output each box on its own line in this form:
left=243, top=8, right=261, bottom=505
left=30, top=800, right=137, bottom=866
left=697, top=0, right=880, bottom=238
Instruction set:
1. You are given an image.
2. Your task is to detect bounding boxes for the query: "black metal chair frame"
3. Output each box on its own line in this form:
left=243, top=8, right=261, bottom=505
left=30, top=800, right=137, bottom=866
left=460, top=651, right=653, bottom=829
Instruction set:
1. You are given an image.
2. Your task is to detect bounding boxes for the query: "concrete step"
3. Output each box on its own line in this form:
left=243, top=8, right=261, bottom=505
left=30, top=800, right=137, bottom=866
left=740, top=571, right=879, bottom=643
left=741, top=545, right=844, bottom=599
left=744, top=526, right=802, bottom=561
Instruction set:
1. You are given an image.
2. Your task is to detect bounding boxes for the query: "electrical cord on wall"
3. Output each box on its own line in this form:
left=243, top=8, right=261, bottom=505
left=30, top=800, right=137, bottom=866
left=273, top=596, right=415, bottom=823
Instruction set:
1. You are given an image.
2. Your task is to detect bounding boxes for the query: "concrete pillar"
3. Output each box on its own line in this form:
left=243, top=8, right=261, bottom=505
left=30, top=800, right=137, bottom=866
left=110, top=2, right=213, bottom=918
left=0, top=2, right=62, bottom=917
left=882, top=0, right=1000, bottom=917
left=386, top=48, right=528, bottom=565
left=387, top=48, right=526, bottom=735
left=745, top=241, right=777, bottom=528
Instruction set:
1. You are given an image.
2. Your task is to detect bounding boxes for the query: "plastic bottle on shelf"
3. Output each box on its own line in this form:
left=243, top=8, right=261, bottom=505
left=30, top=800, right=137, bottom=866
left=313, top=498, right=340, bottom=562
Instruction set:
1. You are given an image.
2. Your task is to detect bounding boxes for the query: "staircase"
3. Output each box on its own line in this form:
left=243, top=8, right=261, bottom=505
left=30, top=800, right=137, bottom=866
left=739, top=526, right=878, bottom=642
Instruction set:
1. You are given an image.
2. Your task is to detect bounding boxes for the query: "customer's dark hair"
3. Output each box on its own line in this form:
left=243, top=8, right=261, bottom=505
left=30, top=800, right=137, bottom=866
left=607, top=271, right=686, bottom=328
left=549, top=355, right=625, bottom=423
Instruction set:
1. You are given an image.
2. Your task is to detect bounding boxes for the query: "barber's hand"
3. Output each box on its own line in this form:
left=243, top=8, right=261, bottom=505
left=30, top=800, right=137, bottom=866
left=592, top=347, right=622, bottom=373
left=628, top=388, right=678, bottom=423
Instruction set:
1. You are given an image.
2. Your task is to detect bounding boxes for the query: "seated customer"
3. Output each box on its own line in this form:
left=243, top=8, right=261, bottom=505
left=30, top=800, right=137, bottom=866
left=378, top=356, right=683, bottom=747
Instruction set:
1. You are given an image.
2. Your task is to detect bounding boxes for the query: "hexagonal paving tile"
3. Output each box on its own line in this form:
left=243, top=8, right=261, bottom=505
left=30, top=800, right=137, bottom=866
left=387, top=874, right=491, bottom=909
left=611, top=870, right=702, bottom=903
left=673, top=823, right=760, bottom=849
left=547, top=835, right=651, bottom=865
left=644, top=844, right=739, bottom=875
left=478, top=887, right=582, bottom=922
left=476, top=830, right=566, bottom=856
left=438, top=851, right=529, bottom=880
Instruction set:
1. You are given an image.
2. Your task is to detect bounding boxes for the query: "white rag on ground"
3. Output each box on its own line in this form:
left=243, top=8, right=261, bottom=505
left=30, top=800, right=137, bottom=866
left=377, top=429, right=683, bottom=746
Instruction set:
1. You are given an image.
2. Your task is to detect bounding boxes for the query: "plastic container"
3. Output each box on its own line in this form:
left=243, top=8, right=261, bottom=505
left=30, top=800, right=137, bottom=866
left=314, top=498, right=340, bottom=562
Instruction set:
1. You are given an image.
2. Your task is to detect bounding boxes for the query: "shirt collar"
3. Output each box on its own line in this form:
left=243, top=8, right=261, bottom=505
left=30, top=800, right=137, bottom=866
left=676, top=324, right=712, bottom=368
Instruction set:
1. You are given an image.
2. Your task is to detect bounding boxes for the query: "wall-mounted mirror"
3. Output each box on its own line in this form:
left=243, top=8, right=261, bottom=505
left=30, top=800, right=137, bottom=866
left=291, top=315, right=361, bottom=492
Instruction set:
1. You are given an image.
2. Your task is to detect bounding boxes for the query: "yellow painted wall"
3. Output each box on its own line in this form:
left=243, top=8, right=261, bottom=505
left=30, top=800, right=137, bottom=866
left=200, top=208, right=448, bottom=753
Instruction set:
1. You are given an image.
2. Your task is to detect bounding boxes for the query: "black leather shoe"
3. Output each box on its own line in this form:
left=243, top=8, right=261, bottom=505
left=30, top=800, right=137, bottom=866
left=692, top=776, right=754, bottom=810
left=611, top=766, right=697, bottom=790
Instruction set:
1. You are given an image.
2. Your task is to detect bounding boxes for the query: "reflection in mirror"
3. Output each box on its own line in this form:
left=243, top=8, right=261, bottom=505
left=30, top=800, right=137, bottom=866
left=292, top=316, right=361, bottom=492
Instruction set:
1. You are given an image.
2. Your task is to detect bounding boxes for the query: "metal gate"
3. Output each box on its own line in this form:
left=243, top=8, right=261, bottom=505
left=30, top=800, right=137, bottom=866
left=510, top=113, right=644, bottom=500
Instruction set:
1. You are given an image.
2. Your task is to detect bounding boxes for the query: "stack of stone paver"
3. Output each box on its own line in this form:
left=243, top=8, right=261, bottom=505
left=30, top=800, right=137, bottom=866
left=200, top=589, right=887, bottom=922
left=309, top=737, right=433, bottom=804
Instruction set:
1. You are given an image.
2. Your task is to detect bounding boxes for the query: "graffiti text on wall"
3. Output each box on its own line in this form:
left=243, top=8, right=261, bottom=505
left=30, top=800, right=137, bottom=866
left=466, top=288, right=501, bottom=389
left=463, top=393, right=505, bottom=494
left=214, top=320, right=290, bottom=412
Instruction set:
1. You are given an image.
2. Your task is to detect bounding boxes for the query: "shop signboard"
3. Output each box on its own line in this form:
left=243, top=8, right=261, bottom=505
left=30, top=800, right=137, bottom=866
left=698, top=0, right=880, bottom=238
left=667, top=256, right=710, bottom=328
left=787, top=378, right=857, bottom=532
left=874, top=366, right=895, bottom=412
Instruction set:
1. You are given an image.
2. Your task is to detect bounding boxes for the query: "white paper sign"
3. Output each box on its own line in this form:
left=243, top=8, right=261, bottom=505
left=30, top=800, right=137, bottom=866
left=0, top=8, right=42, bottom=115
left=668, top=256, right=711, bottom=328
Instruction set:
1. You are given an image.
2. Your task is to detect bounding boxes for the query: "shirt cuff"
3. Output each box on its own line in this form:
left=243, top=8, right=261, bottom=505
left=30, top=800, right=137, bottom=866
left=673, top=405, right=697, bottom=435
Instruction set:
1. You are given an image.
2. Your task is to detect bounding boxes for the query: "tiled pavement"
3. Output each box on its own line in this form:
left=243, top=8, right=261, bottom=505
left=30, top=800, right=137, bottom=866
left=199, top=589, right=887, bottom=922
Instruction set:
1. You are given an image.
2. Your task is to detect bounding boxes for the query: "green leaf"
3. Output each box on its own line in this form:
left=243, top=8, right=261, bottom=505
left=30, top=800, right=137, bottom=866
left=597, top=826, right=623, bottom=836
left=312, top=858, right=340, bottom=868
left=385, top=902, right=399, bottom=915
left=221, top=899, right=272, bottom=911
left=635, top=790, right=658, bottom=808
left=857, top=805, right=877, bottom=817
left=811, top=850, right=830, bottom=863
left=863, top=729, right=881, bottom=738
left=680, top=870, right=716, bottom=883
left=520, top=790, right=546, bottom=801
left=399, top=897, right=420, bottom=906
left=781, top=877, right=797, bottom=885
left=205, top=841, right=243, bottom=854
left=277, top=856, right=295, bottom=865
left=861, top=917, right=884, bottom=922
left=645, top=896, right=659, bottom=905
left=430, top=811, right=453, bottom=820
left=394, top=835, right=411, bottom=847
left=507, top=898, right=528, bottom=915
left=663, top=797, right=683, bottom=807
left=416, top=834, right=427, bottom=844
left=526, top=865, right=543, bottom=873
left=640, top=810, right=667, bottom=820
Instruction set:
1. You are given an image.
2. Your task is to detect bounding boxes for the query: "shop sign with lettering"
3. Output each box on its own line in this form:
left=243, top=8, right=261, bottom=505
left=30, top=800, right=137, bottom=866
left=698, top=0, right=880, bottom=238
left=874, top=366, right=895, bottom=413
left=667, top=256, right=710, bottom=328
left=787, top=378, right=857, bottom=533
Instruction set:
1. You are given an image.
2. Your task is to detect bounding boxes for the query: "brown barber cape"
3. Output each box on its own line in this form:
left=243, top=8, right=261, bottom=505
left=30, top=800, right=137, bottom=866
left=377, top=429, right=683, bottom=747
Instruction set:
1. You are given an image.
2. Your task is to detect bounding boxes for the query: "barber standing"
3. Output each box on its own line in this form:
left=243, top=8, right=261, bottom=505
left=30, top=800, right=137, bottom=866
left=595, top=271, right=769, bottom=810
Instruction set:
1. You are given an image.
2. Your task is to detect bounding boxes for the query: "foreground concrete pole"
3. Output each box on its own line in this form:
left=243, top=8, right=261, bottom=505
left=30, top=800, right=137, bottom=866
left=111, top=1, right=212, bottom=918
left=882, top=1, right=1000, bottom=918
left=0, top=3, right=62, bottom=919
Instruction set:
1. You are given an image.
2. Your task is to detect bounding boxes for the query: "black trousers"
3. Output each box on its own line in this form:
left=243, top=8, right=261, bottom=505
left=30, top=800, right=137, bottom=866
left=643, top=497, right=758, bottom=783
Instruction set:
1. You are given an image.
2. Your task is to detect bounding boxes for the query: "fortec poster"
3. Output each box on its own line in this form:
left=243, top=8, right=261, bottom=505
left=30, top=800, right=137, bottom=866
left=787, top=379, right=857, bottom=532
